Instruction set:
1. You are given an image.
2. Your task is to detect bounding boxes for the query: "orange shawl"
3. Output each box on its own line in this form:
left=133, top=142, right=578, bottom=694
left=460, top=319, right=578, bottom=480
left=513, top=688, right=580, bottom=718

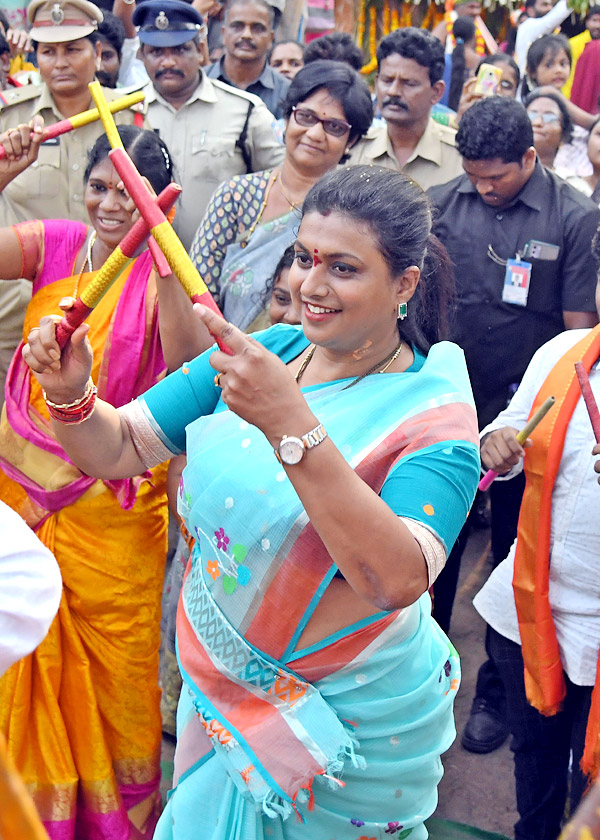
left=513, top=324, right=600, bottom=779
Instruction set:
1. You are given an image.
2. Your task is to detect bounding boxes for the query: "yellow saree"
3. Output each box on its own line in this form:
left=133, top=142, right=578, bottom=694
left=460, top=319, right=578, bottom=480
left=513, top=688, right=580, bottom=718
left=0, top=219, right=168, bottom=839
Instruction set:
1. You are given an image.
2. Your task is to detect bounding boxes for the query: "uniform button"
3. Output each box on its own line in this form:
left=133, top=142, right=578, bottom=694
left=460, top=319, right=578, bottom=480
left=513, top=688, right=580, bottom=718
left=496, top=213, right=503, bottom=220
left=484, top=294, right=493, bottom=303
left=73, top=194, right=80, bottom=201
left=72, top=163, right=79, bottom=171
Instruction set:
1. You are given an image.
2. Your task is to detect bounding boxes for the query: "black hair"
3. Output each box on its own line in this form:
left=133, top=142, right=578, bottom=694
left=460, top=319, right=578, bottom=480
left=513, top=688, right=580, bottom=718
left=301, top=166, right=455, bottom=353
left=282, top=59, right=373, bottom=151
left=475, top=52, right=520, bottom=92
left=448, top=17, right=476, bottom=111
left=376, top=27, right=445, bottom=85
left=224, top=0, right=275, bottom=29
left=0, top=10, right=9, bottom=34
left=84, top=126, right=173, bottom=194
left=586, top=5, right=600, bottom=19
left=524, top=89, right=573, bottom=144
left=303, top=32, right=364, bottom=72
left=0, top=31, right=9, bottom=56
left=97, top=11, right=126, bottom=61
left=457, top=96, right=534, bottom=163
left=524, top=33, right=571, bottom=98
left=257, top=243, right=295, bottom=310
left=271, top=39, right=304, bottom=56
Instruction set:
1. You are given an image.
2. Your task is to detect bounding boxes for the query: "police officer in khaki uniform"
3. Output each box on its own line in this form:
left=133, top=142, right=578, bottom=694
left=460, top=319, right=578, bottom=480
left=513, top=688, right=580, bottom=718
left=134, top=0, right=284, bottom=251
left=0, top=0, right=146, bottom=405
left=347, top=28, right=463, bottom=191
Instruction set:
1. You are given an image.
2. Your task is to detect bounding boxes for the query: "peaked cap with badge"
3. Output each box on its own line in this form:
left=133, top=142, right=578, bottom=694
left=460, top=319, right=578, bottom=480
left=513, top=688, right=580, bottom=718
left=133, top=0, right=204, bottom=48
left=27, top=0, right=103, bottom=43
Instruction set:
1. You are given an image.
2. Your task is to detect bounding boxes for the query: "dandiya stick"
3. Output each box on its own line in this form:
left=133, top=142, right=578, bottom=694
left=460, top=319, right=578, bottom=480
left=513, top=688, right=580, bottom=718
left=87, top=84, right=172, bottom=278
left=0, top=90, right=145, bottom=160
left=88, top=81, right=233, bottom=355
left=55, top=182, right=181, bottom=348
left=478, top=395, right=556, bottom=491
left=575, top=361, right=600, bottom=443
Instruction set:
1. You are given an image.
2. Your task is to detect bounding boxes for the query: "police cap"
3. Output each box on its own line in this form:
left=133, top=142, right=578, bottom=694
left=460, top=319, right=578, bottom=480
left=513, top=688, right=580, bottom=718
left=133, top=0, right=204, bottom=48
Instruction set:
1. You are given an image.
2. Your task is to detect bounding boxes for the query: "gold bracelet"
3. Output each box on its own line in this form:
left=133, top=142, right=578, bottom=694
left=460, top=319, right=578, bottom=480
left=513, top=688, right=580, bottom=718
left=43, top=378, right=94, bottom=409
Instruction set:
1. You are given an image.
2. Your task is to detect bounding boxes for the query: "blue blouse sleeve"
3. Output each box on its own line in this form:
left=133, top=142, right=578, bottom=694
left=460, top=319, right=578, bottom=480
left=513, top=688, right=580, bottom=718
left=138, top=324, right=309, bottom=454
left=380, top=442, right=480, bottom=554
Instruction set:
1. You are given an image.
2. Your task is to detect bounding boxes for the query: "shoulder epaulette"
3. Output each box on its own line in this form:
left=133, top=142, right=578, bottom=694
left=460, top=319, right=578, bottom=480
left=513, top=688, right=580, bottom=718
left=209, top=78, right=264, bottom=108
left=0, top=83, right=44, bottom=111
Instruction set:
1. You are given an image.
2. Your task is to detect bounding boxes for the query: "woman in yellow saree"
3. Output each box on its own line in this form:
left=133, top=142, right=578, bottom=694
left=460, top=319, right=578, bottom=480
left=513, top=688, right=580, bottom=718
left=0, top=124, right=203, bottom=840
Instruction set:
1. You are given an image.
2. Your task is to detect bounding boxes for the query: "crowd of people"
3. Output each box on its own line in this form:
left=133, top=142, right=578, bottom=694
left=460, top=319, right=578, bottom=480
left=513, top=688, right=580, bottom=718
left=1, top=0, right=600, bottom=838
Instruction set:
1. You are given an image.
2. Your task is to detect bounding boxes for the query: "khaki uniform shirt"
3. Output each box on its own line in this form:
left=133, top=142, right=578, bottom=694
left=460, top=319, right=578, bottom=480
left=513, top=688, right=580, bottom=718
left=0, top=83, right=146, bottom=407
left=347, top=117, right=463, bottom=192
left=144, top=74, right=285, bottom=251
left=0, top=83, right=146, bottom=226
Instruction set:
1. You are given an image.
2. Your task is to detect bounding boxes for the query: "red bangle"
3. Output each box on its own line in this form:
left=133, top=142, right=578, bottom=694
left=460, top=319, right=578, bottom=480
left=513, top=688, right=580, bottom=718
left=45, top=380, right=97, bottom=425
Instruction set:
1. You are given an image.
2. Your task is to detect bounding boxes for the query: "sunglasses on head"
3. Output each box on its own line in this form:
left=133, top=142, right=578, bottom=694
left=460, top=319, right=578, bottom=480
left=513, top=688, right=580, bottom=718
left=291, top=106, right=352, bottom=137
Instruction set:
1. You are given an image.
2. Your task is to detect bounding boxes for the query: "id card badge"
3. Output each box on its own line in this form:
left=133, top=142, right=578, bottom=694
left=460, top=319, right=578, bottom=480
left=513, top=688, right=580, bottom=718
left=502, top=258, right=532, bottom=306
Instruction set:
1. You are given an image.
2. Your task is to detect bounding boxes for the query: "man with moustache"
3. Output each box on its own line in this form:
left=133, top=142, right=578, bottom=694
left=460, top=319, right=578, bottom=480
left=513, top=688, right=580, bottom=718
left=205, top=0, right=289, bottom=119
left=134, top=0, right=283, bottom=250
left=347, top=27, right=463, bottom=190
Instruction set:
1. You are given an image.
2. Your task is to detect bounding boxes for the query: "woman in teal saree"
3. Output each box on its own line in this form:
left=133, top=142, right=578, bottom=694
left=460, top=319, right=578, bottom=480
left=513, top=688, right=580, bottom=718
left=22, top=167, right=480, bottom=840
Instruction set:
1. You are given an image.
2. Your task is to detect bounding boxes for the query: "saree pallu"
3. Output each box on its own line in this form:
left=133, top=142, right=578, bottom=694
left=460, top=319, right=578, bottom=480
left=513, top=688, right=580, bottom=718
left=218, top=210, right=299, bottom=331
left=0, top=220, right=168, bottom=840
left=157, top=342, right=479, bottom=839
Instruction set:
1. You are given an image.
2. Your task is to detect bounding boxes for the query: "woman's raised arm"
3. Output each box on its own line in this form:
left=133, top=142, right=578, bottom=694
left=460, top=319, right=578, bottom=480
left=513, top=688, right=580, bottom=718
left=24, top=316, right=153, bottom=479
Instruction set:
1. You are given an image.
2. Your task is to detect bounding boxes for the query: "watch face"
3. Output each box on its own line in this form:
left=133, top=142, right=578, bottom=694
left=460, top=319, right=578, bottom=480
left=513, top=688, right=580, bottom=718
left=278, top=436, right=305, bottom=465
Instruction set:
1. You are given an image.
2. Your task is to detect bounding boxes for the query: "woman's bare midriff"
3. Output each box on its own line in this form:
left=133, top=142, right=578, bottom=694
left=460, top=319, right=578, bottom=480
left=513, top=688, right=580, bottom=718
left=295, top=576, right=384, bottom=651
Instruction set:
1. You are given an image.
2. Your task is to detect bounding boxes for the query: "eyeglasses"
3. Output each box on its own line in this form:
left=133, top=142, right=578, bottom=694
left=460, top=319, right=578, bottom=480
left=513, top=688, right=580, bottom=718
left=527, top=110, right=560, bottom=124
left=291, top=106, right=352, bottom=137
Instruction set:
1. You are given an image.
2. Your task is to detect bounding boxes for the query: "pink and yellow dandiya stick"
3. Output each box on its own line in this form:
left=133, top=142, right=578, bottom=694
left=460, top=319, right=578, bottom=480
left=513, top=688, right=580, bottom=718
left=88, top=81, right=233, bottom=354
left=0, top=90, right=145, bottom=160
left=478, top=395, right=556, bottom=491
left=55, top=182, right=181, bottom=348
left=575, top=361, right=600, bottom=442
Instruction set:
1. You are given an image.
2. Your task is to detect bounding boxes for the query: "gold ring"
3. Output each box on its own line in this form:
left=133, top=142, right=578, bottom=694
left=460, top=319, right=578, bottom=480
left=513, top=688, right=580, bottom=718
left=214, top=372, right=222, bottom=388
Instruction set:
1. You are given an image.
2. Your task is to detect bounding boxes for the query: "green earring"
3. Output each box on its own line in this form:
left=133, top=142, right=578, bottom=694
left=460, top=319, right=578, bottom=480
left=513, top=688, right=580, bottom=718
left=398, top=302, right=407, bottom=320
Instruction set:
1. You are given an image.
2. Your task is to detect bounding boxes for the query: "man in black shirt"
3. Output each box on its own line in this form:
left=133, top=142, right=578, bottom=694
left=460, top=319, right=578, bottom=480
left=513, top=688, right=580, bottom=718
left=205, top=0, right=290, bottom=118
left=428, top=96, right=600, bottom=752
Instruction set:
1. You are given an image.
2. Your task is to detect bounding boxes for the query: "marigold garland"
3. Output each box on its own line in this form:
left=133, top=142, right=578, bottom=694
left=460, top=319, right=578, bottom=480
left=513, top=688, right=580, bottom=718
left=383, top=0, right=391, bottom=35
left=360, top=4, right=378, bottom=74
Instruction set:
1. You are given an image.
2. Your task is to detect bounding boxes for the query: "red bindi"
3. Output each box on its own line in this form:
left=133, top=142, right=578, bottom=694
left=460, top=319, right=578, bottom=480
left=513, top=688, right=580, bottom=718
left=313, top=249, right=322, bottom=266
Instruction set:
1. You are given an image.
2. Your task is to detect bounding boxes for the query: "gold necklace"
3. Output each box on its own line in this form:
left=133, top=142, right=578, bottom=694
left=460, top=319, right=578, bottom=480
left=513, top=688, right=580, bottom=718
left=278, top=172, right=304, bottom=211
left=294, top=340, right=403, bottom=387
left=294, top=344, right=315, bottom=381
left=240, top=170, right=279, bottom=249
left=72, top=229, right=97, bottom=298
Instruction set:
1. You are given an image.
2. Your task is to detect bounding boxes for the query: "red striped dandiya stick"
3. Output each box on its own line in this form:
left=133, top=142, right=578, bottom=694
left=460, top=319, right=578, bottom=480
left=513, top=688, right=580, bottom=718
left=0, top=91, right=145, bottom=160
left=55, top=183, right=181, bottom=347
left=575, top=361, right=600, bottom=442
left=88, top=80, right=233, bottom=355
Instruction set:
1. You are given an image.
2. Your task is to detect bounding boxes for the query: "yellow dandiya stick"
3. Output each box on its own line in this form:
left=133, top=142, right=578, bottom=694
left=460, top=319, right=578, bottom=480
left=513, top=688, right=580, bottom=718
left=0, top=90, right=145, bottom=160
left=88, top=81, right=233, bottom=355
left=478, top=395, right=556, bottom=491
left=55, top=182, right=181, bottom=348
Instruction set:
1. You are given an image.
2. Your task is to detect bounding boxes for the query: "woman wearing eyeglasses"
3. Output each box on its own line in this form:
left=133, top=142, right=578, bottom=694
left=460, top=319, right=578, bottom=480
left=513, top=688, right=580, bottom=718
left=525, top=91, right=592, bottom=196
left=189, top=59, right=373, bottom=331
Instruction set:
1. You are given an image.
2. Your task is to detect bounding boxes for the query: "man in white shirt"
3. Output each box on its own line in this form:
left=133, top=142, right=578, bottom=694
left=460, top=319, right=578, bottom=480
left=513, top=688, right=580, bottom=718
left=515, top=0, right=571, bottom=75
left=474, top=294, right=600, bottom=839
left=0, top=502, right=61, bottom=676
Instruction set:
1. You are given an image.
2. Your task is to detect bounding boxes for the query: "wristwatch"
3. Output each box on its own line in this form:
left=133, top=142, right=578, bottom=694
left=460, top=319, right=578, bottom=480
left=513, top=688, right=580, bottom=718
left=275, top=423, right=328, bottom=465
